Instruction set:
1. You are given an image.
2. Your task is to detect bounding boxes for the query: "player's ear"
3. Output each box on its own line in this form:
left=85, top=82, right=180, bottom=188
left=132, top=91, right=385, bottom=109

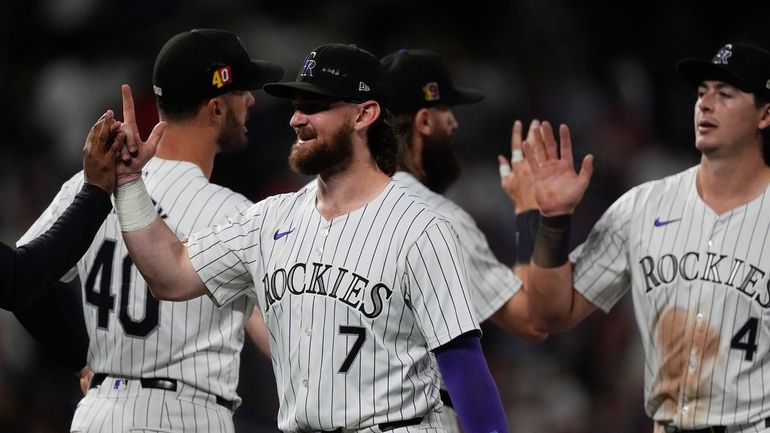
left=354, top=100, right=380, bottom=130
left=414, top=108, right=433, bottom=135
left=759, top=101, right=770, bottom=130
left=204, top=97, right=224, bottom=120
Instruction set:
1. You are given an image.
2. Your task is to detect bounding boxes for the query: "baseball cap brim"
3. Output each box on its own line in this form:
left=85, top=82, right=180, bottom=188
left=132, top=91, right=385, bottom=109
left=677, top=59, right=754, bottom=93
left=449, top=86, right=484, bottom=105
left=244, top=60, right=286, bottom=89
left=264, top=81, right=370, bottom=101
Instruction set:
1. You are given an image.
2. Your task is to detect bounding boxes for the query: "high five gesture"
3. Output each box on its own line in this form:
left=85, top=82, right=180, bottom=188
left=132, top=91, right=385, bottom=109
left=522, top=121, right=593, bottom=216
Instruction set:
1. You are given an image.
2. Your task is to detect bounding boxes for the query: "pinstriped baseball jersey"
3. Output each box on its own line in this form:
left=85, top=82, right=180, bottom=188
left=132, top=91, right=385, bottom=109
left=18, top=158, right=255, bottom=410
left=393, top=172, right=520, bottom=321
left=186, top=178, right=480, bottom=432
left=570, top=165, right=770, bottom=429
left=393, top=171, right=519, bottom=433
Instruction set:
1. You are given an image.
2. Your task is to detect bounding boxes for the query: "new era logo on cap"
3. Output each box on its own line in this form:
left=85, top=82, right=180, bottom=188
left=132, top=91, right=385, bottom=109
left=359, top=81, right=370, bottom=91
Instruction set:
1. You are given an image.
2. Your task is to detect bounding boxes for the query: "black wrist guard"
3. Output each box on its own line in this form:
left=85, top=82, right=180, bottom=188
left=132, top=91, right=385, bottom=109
left=532, top=214, right=571, bottom=268
left=515, top=210, right=539, bottom=265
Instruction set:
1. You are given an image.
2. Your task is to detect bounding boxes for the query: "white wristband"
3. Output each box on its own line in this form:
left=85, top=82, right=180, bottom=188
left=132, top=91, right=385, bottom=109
left=115, top=178, right=157, bottom=232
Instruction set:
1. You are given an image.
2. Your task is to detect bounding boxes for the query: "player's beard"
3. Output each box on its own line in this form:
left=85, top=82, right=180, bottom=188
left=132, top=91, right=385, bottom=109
left=289, top=122, right=354, bottom=177
left=216, top=109, right=248, bottom=154
left=421, top=129, right=462, bottom=194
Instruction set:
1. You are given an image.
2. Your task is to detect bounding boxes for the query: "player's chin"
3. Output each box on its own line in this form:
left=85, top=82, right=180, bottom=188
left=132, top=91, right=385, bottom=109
left=694, top=138, right=721, bottom=155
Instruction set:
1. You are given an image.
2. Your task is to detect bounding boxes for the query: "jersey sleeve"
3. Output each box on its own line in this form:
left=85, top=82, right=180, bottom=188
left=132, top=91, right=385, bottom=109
left=186, top=201, right=264, bottom=308
left=569, top=187, right=637, bottom=313
left=2, top=183, right=111, bottom=311
left=17, top=172, right=85, bottom=282
left=403, top=218, right=480, bottom=350
left=451, top=209, right=520, bottom=322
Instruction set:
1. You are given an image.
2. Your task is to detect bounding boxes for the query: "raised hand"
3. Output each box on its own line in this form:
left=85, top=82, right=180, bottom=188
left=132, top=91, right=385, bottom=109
left=116, top=84, right=167, bottom=185
left=83, top=110, right=126, bottom=194
left=522, top=121, right=593, bottom=216
left=499, top=119, right=539, bottom=213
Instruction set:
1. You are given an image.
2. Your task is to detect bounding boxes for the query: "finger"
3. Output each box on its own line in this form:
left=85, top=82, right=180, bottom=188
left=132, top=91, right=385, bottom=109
left=559, top=124, right=575, bottom=166
left=498, top=155, right=512, bottom=178
left=119, top=122, right=139, bottom=155
left=511, top=120, right=522, bottom=152
left=525, top=125, right=542, bottom=165
left=109, top=119, right=122, bottom=134
left=121, top=84, right=136, bottom=125
left=120, top=142, right=132, bottom=162
left=144, top=121, right=168, bottom=154
left=88, top=110, right=114, bottom=154
left=109, top=131, right=127, bottom=157
left=578, top=154, right=594, bottom=185
left=540, top=121, right=559, bottom=161
left=525, top=119, right=540, bottom=144
left=521, top=140, right=541, bottom=177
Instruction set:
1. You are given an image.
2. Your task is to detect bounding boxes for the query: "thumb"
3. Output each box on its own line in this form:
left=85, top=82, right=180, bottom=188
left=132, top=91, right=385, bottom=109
left=145, top=121, right=168, bottom=153
left=578, top=154, right=594, bottom=185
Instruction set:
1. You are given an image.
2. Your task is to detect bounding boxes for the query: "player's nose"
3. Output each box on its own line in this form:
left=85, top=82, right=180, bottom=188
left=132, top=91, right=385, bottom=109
left=289, top=110, right=308, bottom=128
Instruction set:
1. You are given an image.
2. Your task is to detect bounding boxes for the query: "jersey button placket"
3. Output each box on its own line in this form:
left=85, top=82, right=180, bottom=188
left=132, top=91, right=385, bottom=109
left=297, top=320, right=311, bottom=397
left=317, top=224, right=329, bottom=256
left=688, top=314, right=703, bottom=372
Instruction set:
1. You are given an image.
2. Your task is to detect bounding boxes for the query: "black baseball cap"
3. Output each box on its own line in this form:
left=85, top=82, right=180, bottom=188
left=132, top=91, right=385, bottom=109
left=380, top=48, right=484, bottom=115
left=153, top=28, right=284, bottom=103
left=678, top=42, right=770, bottom=99
left=263, top=43, right=392, bottom=108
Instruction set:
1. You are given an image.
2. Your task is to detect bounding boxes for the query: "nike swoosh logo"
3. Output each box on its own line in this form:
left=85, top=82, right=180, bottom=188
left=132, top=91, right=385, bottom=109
left=273, top=228, right=295, bottom=240
left=654, top=217, right=681, bottom=227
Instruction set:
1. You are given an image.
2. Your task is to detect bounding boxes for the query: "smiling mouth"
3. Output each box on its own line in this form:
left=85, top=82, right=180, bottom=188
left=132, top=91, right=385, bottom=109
left=296, top=135, right=316, bottom=144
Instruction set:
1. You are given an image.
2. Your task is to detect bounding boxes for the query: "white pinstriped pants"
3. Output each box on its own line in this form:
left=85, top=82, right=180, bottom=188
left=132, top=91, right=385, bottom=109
left=654, top=417, right=770, bottom=433
left=320, top=410, right=444, bottom=433
left=70, top=375, right=234, bottom=433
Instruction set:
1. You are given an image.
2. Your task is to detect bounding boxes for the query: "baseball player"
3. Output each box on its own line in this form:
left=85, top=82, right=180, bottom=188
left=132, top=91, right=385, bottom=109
left=113, top=43, right=509, bottom=433
left=525, top=42, right=770, bottom=432
left=17, top=29, right=283, bottom=432
left=380, top=48, right=546, bottom=433
left=3, top=110, right=130, bottom=312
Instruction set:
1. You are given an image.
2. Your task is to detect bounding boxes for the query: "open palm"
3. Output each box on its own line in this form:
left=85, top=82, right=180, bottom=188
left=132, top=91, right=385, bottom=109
left=522, top=121, right=593, bottom=216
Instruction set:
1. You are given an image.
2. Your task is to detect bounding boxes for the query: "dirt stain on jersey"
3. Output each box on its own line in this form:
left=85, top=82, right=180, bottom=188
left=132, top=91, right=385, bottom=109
left=649, top=307, right=720, bottom=427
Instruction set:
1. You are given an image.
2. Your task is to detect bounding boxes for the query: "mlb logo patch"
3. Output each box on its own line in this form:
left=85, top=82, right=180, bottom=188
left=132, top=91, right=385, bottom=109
left=211, top=65, right=232, bottom=88
left=421, top=82, right=440, bottom=102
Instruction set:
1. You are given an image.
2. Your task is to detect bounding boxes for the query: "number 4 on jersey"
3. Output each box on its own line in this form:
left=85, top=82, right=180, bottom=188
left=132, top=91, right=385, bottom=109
left=730, top=317, right=759, bottom=361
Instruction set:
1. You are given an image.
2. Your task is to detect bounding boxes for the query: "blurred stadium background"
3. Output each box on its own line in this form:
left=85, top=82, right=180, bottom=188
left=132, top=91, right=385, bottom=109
left=0, top=0, right=767, bottom=431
